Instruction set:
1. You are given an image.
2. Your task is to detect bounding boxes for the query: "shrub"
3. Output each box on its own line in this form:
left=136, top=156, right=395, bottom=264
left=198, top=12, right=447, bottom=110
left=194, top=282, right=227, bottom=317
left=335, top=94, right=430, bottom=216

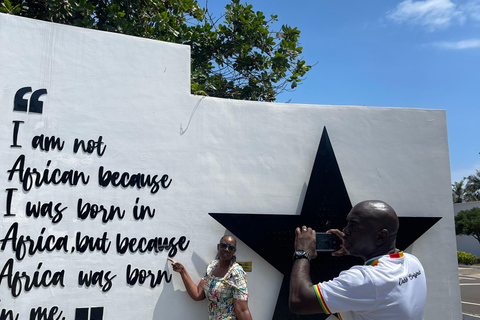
left=457, top=251, right=478, bottom=265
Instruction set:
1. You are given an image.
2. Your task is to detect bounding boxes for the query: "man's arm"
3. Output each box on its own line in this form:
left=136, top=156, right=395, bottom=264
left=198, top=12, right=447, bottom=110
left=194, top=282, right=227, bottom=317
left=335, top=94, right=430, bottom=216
left=288, top=226, right=325, bottom=315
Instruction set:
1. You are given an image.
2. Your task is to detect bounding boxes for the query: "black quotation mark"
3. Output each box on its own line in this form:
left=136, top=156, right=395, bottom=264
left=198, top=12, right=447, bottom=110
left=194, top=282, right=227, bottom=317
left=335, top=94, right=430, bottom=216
left=75, top=307, right=104, bottom=320
left=14, top=87, right=48, bottom=114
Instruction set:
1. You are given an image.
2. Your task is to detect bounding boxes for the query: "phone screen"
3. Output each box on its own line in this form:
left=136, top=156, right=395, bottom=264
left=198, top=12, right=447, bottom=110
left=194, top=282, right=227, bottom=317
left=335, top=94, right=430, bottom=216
left=316, top=233, right=341, bottom=252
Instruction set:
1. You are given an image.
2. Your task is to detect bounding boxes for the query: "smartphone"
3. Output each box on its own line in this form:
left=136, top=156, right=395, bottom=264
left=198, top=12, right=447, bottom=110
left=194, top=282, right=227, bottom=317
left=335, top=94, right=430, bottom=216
left=316, top=232, right=341, bottom=252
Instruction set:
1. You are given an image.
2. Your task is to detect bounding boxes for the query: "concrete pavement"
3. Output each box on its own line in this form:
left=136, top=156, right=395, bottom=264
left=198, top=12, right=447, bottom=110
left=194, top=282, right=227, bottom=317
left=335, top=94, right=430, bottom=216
left=459, top=265, right=480, bottom=319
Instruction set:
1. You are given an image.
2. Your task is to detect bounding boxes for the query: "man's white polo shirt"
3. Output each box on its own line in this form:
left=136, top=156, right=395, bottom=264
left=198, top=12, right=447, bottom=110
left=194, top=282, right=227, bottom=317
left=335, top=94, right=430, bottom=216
left=313, top=252, right=426, bottom=320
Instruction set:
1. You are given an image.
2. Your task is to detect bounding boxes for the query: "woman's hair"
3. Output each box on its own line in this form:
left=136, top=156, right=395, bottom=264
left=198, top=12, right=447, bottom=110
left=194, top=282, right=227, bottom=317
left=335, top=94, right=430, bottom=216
left=216, top=235, right=237, bottom=265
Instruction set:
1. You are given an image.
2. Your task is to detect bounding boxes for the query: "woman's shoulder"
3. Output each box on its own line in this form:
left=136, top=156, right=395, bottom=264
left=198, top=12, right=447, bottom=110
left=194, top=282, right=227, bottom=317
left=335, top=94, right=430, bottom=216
left=205, top=260, right=219, bottom=273
left=231, top=262, right=243, bottom=270
left=209, top=259, right=219, bottom=266
left=229, top=262, right=246, bottom=277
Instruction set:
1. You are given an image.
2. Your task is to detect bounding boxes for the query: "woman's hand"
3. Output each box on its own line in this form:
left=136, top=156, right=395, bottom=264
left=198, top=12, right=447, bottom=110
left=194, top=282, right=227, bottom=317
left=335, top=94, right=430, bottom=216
left=167, top=258, right=206, bottom=301
left=167, top=258, right=185, bottom=273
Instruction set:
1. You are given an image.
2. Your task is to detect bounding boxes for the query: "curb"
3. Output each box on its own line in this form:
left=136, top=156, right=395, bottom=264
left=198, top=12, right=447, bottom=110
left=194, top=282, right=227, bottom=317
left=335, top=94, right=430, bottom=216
left=459, top=265, right=480, bottom=269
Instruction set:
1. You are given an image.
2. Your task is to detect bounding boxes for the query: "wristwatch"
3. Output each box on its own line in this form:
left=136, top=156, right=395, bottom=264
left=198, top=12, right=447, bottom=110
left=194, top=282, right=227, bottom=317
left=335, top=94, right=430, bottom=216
left=293, top=250, right=310, bottom=261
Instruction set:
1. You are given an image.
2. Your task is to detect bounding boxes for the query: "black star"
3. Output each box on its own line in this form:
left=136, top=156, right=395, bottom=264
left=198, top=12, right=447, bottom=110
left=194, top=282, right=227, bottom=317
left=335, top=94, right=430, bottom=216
left=210, top=127, right=441, bottom=320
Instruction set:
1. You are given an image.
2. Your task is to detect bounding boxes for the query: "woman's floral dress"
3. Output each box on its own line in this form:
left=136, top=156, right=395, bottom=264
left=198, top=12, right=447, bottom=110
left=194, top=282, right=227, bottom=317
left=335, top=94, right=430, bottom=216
left=202, top=260, right=249, bottom=320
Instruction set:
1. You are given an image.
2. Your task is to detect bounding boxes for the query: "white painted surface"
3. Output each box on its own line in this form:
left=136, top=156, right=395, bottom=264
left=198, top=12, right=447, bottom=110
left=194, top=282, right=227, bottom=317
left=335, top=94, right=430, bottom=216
left=0, top=14, right=461, bottom=320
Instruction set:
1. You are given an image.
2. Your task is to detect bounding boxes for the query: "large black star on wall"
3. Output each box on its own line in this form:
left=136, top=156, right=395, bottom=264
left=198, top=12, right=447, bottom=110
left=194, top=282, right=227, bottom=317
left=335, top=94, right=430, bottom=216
left=210, top=127, right=441, bottom=320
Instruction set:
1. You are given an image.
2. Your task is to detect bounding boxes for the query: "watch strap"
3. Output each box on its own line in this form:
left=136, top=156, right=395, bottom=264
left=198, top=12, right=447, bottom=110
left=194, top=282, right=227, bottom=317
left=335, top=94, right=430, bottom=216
left=293, top=250, right=310, bottom=261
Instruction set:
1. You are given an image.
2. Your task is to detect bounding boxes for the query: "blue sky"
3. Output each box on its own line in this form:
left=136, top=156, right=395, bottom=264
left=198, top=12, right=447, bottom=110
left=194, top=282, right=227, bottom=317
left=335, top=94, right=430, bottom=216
left=206, top=0, right=480, bottom=184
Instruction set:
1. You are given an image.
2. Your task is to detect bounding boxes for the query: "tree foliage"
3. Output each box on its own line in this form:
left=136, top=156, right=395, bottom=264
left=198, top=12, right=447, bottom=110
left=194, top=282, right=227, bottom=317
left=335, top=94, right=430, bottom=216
left=0, top=0, right=310, bottom=101
left=452, top=169, right=480, bottom=203
left=465, top=170, right=480, bottom=201
left=455, top=207, right=480, bottom=244
left=452, top=152, right=480, bottom=203
left=457, top=251, right=478, bottom=265
left=452, top=179, right=466, bottom=203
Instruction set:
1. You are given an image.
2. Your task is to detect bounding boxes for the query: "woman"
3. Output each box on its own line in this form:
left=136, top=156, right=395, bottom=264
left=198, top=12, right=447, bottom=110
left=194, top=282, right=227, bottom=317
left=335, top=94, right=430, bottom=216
left=168, top=235, right=253, bottom=320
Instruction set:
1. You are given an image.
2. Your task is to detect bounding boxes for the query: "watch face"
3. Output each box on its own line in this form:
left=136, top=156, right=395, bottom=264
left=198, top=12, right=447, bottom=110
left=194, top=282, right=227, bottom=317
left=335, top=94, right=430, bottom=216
left=294, top=250, right=309, bottom=260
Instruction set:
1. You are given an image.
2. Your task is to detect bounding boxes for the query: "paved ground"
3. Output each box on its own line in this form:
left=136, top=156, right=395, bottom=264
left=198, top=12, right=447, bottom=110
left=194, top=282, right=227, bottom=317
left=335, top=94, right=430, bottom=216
left=459, top=265, right=480, bottom=319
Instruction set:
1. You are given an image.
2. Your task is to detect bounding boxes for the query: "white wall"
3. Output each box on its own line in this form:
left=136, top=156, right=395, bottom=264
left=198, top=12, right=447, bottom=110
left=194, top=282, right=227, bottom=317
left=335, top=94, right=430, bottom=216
left=0, top=14, right=461, bottom=320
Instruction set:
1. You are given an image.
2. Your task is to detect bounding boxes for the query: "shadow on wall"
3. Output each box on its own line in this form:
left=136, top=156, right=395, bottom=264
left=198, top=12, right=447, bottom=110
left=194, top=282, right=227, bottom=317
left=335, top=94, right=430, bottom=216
left=153, top=252, right=209, bottom=319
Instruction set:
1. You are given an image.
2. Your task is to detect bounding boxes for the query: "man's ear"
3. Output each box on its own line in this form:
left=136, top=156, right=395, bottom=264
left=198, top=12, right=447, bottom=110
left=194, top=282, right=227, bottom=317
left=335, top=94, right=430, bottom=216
left=376, top=229, right=389, bottom=245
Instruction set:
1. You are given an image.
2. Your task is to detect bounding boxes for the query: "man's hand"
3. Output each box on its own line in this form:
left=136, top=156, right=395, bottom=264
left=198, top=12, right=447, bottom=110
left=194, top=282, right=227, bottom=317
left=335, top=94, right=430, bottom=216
left=326, top=229, right=347, bottom=257
left=295, top=225, right=317, bottom=260
left=290, top=225, right=325, bottom=315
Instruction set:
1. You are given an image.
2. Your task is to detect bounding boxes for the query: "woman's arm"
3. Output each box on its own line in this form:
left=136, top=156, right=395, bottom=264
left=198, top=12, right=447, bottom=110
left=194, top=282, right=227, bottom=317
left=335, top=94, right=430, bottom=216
left=233, top=299, right=252, bottom=320
left=168, top=258, right=206, bottom=301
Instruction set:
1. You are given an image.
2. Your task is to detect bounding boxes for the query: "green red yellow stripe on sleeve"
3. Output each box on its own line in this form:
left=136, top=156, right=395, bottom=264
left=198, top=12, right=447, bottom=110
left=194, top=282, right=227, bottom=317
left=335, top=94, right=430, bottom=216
left=389, top=251, right=403, bottom=259
left=313, top=284, right=332, bottom=314
left=366, top=251, right=404, bottom=266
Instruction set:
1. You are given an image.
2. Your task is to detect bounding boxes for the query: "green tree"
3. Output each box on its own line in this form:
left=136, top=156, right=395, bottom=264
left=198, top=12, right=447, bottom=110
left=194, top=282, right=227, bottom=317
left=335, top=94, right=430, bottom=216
left=0, top=0, right=310, bottom=101
left=452, top=179, right=466, bottom=203
left=465, top=170, right=480, bottom=202
left=455, top=207, right=480, bottom=244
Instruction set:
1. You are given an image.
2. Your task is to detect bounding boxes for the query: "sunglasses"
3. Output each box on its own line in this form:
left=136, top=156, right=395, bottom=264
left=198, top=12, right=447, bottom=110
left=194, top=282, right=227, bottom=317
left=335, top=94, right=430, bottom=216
left=219, top=242, right=236, bottom=251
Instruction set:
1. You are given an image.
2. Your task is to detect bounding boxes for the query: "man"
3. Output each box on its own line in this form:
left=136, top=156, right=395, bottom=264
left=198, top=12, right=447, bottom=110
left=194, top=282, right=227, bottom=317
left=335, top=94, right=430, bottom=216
left=289, top=200, right=426, bottom=320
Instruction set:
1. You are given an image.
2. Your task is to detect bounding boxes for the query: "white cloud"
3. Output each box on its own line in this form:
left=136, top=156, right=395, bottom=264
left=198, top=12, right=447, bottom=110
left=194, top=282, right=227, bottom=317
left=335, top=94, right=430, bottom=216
left=461, top=0, right=480, bottom=21
left=432, top=38, right=480, bottom=48
left=387, top=0, right=465, bottom=31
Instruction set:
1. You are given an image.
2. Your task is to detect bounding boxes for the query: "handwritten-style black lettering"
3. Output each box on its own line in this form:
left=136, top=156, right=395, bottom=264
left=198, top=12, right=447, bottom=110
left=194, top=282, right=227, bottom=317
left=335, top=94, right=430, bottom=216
left=75, top=232, right=111, bottom=253
left=125, top=265, right=171, bottom=288
left=73, top=136, right=106, bottom=156
left=0, top=308, right=19, bottom=320
left=408, top=270, right=422, bottom=280
left=4, top=188, right=17, bottom=217
left=11, top=120, right=24, bottom=148
left=77, top=198, right=125, bottom=223
left=25, top=201, right=66, bottom=224
left=0, top=259, right=65, bottom=298
left=31, top=135, right=65, bottom=152
left=116, top=234, right=189, bottom=257
left=29, top=306, right=64, bottom=320
left=399, top=270, right=422, bottom=286
left=98, top=166, right=171, bottom=194
left=7, top=155, right=90, bottom=192
left=132, top=197, right=155, bottom=220
left=0, top=223, right=68, bottom=261
left=78, top=270, right=117, bottom=292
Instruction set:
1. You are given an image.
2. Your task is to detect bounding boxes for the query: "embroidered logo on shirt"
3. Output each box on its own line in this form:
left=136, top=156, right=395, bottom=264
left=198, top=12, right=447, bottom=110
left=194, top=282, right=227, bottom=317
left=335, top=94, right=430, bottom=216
left=399, top=270, right=422, bottom=286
